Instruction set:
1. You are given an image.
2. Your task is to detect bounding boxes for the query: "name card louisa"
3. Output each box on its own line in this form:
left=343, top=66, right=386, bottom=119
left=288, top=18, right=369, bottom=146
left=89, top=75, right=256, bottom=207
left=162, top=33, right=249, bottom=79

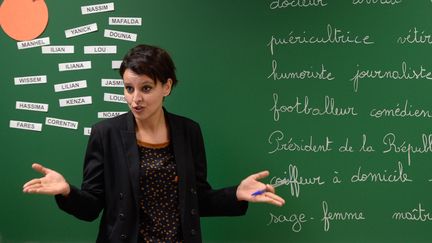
left=65, top=23, right=98, bottom=38
left=84, top=45, right=117, bottom=54
left=45, top=117, right=78, bottom=130
left=59, top=96, right=92, bottom=107
left=58, top=61, right=91, bottom=72
left=102, top=78, right=123, bottom=87
left=17, top=37, right=50, bottom=49
left=104, top=29, right=137, bottom=42
left=81, top=2, right=114, bottom=15
left=16, top=101, right=49, bottom=112
left=104, top=93, right=126, bottom=103
left=109, top=17, right=142, bottom=26
left=54, top=80, right=87, bottom=92
left=42, top=45, right=74, bottom=54
left=10, top=120, right=43, bottom=132
left=14, top=75, right=47, bottom=85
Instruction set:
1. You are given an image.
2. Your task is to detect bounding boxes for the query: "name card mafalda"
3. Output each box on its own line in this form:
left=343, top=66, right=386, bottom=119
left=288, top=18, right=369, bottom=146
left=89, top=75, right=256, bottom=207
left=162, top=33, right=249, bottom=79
left=109, top=17, right=142, bottom=26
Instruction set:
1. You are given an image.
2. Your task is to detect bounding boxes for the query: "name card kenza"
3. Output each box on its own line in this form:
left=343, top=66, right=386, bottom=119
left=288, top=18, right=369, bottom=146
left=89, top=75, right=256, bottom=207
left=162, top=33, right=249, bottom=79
left=65, top=23, right=98, bottom=38
left=104, top=29, right=137, bottom=42
left=10, top=120, right=43, bottom=132
left=102, top=79, right=123, bottom=87
left=58, top=61, right=91, bottom=72
left=16, top=101, right=49, bottom=112
left=109, top=17, right=142, bottom=26
left=14, top=75, right=47, bottom=85
left=104, top=93, right=126, bottom=103
left=81, top=2, right=114, bottom=15
left=42, top=45, right=74, bottom=54
left=84, top=45, right=117, bottom=54
left=17, top=37, right=50, bottom=49
left=59, top=96, right=92, bottom=107
left=45, top=117, right=78, bottom=130
left=54, top=80, right=87, bottom=92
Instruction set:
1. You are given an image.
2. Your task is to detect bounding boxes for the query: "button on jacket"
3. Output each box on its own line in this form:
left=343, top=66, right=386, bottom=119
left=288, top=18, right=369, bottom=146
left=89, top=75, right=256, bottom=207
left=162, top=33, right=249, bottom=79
left=55, top=109, right=248, bottom=242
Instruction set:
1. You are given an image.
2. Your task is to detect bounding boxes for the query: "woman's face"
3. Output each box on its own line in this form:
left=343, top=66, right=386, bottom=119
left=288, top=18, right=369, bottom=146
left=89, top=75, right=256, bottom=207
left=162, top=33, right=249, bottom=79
left=123, top=69, right=172, bottom=123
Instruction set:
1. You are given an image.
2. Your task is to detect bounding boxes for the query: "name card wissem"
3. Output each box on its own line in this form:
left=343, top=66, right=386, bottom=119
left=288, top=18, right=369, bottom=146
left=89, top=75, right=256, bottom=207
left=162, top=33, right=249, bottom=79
left=109, top=17, right=142, bottom=26
left=45, top=117, right=78, bottom=130
left=104, top=29, right=137, bottom=42
left=59, top=96, right=92, bottom=107
left=10, top=120, right=42, bottom=132
left=16, top=101, right=49, bottom=112
left=42, top=45, right=74, bottom=54
left=14, top=75, right=47, bottom=85
left=104, top=93, right=126, bottom=103
left=84, top=45, right=117, bottom=54
left=58, top=61, right=91, bottom=72
left=17, top=37, right=50, bottom=50
left=102, top=79, right=123, bottom=87
left=54, top=80, right=87, bottom=92
left=65, top=23, right=98, bottom=38
left=81, top=2, right=114, bottom=15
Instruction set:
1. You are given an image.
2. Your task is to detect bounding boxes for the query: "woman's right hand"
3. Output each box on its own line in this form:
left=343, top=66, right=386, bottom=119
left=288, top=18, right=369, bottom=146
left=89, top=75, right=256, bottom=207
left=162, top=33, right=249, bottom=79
left=23, top=163, right=70, bottom=196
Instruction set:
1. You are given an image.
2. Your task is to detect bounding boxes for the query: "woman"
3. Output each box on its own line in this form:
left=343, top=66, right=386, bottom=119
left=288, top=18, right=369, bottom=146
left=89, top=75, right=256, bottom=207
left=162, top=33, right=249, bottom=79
left=23, top=44, right=285, bottom=243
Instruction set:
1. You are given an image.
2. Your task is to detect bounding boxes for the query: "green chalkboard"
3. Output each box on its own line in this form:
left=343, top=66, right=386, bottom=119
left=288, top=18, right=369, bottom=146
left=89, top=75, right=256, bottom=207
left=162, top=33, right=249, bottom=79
left=2, top=0, right=432, bottom=242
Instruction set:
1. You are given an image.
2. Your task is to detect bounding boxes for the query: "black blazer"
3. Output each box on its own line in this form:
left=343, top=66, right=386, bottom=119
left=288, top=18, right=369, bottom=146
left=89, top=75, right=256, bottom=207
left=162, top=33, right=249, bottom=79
left=55, top=110, right=248, bottom=243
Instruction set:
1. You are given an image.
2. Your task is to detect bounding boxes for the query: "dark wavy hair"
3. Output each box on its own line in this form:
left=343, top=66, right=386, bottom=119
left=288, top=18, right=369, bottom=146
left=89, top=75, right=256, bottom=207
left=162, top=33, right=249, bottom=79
left=119, top=44, right=178, bottom=87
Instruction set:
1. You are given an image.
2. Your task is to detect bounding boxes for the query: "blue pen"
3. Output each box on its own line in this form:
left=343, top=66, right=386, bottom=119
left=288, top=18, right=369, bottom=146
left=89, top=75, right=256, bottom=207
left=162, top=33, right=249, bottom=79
left=251, top=181, right=284, bottom=196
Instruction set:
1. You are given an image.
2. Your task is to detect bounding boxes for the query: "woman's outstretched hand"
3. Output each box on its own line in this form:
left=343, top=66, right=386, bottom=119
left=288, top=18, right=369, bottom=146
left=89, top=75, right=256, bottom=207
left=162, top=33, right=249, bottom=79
left=236, top=170, right=285, bottom=207
left=23, top=163, right=70, bottom=196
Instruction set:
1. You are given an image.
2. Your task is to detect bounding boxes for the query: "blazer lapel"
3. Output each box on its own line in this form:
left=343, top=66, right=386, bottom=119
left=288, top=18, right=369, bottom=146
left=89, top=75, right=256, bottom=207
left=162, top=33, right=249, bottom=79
left=121, top=112, right=141, bottom=204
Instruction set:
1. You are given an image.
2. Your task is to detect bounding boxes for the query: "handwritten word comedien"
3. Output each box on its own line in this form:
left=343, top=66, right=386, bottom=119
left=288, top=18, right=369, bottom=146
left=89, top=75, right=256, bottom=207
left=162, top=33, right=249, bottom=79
left=321, top=201, right=365, bottom=232
left=382, top=133, right=432, bottom=166
left=267, top=59, right=335, bottom=81
left=270, top=93, right=358, bottom=121
left=351, top=161, right=412, bottom=183
left=352, top=0, right=402, bottom=5
left=393, top=203, right=432, bottom=222
left=267, top=212, right=309, bottom=232
left=269, top=164, right=325, bottom=198
left=267, top=24, right=374, bottom=55
left=397, top=27, right=432, bottom=44
left=350, top=61, right=432, bottom=92
left=269, top=0, right=327, bottom=9
left=268, top=130, right=333, bottom=154
left=370, top=100, right=432, bottom=119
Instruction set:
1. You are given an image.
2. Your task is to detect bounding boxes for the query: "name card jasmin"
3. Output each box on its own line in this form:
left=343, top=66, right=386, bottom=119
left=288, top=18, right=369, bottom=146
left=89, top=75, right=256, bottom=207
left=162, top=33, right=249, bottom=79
left=102, top=78, right=123, bottom=87
left=17, top=37, right=50, bottom=49
left=16, top=101, right=49, bottom=112
left=65, top=23, right=98, bottom=38
left=54, top=80, right=87, bottom=92
left=58, top=61, right=91, bottom=72
left=10, top=120, right=43, bottom=132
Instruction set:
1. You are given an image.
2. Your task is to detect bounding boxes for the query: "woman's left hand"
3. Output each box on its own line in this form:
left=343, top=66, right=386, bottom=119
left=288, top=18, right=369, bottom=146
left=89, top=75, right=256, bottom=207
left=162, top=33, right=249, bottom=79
left=236, top=170, right=285, bottom=207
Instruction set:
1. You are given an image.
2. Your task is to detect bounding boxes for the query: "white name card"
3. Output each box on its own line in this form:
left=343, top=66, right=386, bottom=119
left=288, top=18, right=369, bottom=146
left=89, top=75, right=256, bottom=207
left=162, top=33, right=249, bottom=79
left=102, top=78, right=123, bottom=87
left=17, top=37, right=50, bottom=50
left=54, top=80, right=87, bottom=92
left=65, top=23, right=98, bottom=38
left=16, top=101, right=49, bottom=112
left=104, top=29, right=137, bottom=42
left=81, top=2, right=114, bottom=15
left=112, top=60, right=122, bottom=69
left=10, top=120, right=43, bottom=132
left=59, top=96, right=92, bottom=107
left=58, top=61, right=92, bottom=72
left=84, top=45, right=117, bottom=54
left=109, top=17, right=142, bottom=26
left=84, top=127, right=92, bottom=136
left=14, top=75, right=47, bottom=85
left=42, top=45, right=74, bottom=54
left=98, top=111, right=127, bottom=118
left=45, top=117, right=78, bottom=130
left=104, top=93, right=126, bottom=103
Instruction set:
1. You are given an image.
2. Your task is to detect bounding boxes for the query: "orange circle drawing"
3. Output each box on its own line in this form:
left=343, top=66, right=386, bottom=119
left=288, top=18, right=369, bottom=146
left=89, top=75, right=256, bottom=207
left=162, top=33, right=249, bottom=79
left=0, top=0, right=49, bottom=41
